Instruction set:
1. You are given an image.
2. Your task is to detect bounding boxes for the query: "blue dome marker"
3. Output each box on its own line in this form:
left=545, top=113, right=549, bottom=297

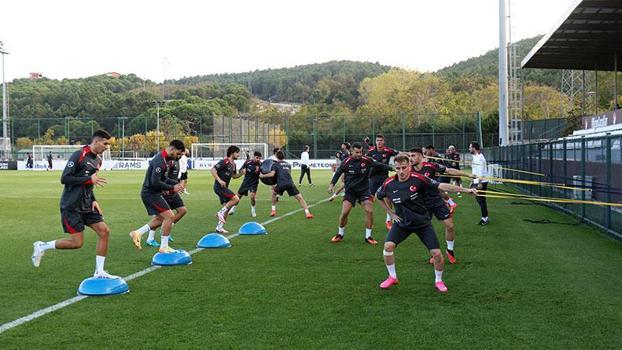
left=151, top=249, right=192, bottom=266
left=197, top=233, right=232, bottom=248
left=77, top=277, right=129, bottom=296
left=238, top=221, right=267, bottom=235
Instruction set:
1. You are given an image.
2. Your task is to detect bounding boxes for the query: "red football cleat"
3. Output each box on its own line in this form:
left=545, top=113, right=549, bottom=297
left=330, top=234, right=344, bottom=243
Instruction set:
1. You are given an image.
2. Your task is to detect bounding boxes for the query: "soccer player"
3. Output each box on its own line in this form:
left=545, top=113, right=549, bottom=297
left=469, top=142, right=489, bottom=225
left=26, top=152, right=33, bottom=169
left=366, top=135, right=399, bottom=229
left=140, top=151, right=188, bottom=247
left=31, top=130, right=119, bottom=279
left=410, top=148, right=476, bottom=264
left=47, top=151, right=53, bottom=171
left=179, top=148, right=190, bottom=195
left=229, top=151, right=262, bottom=217
left=130, top=140, right=186, bottom=253
left=376, top=154, right=476, bottom=292
left=424, top=145, right=458, bottom=212
left=445, top=145, right=462, bottom=196
left=298, top=145, right=313, bottom=186
left=328, top=142, right=393, bottom=244
left=212, top=145, right=244, bottom=233
left=329, top=142, right=350, bottom=201
left=260, top=150, right=313, bottom=219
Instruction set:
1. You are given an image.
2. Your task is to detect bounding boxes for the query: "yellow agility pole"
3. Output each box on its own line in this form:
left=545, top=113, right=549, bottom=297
left=442, top=174, right=592, bottom=192
left=474, top=191, right=622, bottom=208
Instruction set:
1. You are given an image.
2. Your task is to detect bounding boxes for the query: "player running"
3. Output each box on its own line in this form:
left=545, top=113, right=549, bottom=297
left=31, top=130, right=119, bottom=279
left=410, top=148, right=476, bottom=264
left=137, top=151, right=188, bottom=247
left=211, top=145, right=244, bottom=233
left=366, top=135, right=399, bottom=229
left=228, top=151, right=262, bottom=217
left=130, top=140, right=186, bottom=253
left=328, top=142, right=392, bottom=244
left=376, top=154, right=476, bottom=292
left=260, top=150, right=313, bottom=219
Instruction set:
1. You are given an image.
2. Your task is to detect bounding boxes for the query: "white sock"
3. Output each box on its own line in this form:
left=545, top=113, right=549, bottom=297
left=147, top=230, right=156, bottom=242
left=251, top=206, right=256, bottom=213
left=219, top=206, right=227, bottom=214
left=137, top=224, right=150, bottom=235
left=216, top=222, right=223, bottom=230
left=96, top=255, right=105, bottom=274
left=229, top=206, right=236, bottom=214
left=386, top=213, right=391, bottom=222
left=161, top=235, right=169, bottom=249
left=387, top=264, right=397, bottom=278
left=42, top=240, right=56, bottom=251
left=365, top=228, right=372, bottom=238
left=447, top=198, right=455, bottom=206
left=446, top=240, right=454, bottom=251
left=338, top=227, right=345, bottom=236
left=271, top=205, right=276, bottom=211
left=304, top=209, right=310, bottom=214
left=435, top=269, right=443, bottom=283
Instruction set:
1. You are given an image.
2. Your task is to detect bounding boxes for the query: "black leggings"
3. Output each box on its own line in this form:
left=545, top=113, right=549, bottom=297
left=472, top=182, right=488, bottom=217
left=299, top=164, right=312, bottom=184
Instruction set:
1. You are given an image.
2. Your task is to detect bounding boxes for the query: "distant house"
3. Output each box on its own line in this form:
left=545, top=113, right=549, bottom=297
left=106, top=72, right=121, bottom=78
left=29, top=72, right=43, bottom=80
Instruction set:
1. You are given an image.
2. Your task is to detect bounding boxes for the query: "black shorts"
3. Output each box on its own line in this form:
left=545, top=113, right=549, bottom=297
left=238, top=182, right=258, bottom=196
left=429, top=204, right=451, bottom=221
left=369, top=176, right=387, bottom=195
left=343, top=189, right=372, bottom=207
left=165, top=193, right=185, bottom=210
left=386, top=223, right=439, bottom=250
left=179, top=172, right=188, bottom=181
left=141, top=192, right=172, bottom=216
left=60, top=208, right=103, bottom=234
left=274, top=183, right=300, bottom=197
left=214, top=184, right=236, bottom=204
left=438, top=176, right=451, bottom=184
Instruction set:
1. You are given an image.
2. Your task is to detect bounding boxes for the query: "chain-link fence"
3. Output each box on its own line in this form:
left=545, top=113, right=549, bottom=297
left=7, top=112, right=497, bottom=160
left=485, top=134, right=622, bottom=239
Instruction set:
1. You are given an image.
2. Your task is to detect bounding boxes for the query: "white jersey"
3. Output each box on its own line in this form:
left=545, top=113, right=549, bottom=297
left=178, top=155, right=188, bottom=178
left=269, top=155, right=278, bottom=161
left=300, top=151, right=310, bottom=166
left=471, top=153, right=488, bottom=183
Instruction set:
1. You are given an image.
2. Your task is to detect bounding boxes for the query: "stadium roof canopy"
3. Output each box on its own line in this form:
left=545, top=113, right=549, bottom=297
left=521, top=0, right=622, bottom=71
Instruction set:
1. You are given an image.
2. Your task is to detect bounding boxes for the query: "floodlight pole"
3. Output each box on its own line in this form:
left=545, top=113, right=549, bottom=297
left=498, top=0, right=509, bottom=146
left=1, top=42, right=9, bottom=159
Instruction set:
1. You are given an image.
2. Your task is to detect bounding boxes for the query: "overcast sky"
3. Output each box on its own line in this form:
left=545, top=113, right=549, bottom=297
left=0, top=0, right=574, bottom=82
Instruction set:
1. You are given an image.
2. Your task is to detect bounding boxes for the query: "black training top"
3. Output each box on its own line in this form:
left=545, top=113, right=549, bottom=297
left=241, top=159, right=261, bottom=187
left=272, top=160, right=294, bottom=187
left=331, top=156, right=392, bottom=193
left=445, top=152, right=460, bottom=169
left=376, top=173, right=440, bottom=229
left=60, top=146, right=101, bottom=212
left=336, top=149, right=350, bottom=162
left=366, top=146, right=398, bottom=178
left=412, top=161, right=447, bottom=206
left=167, top=158, right=180, bottom=182
left=142, top=150, right=176, bottom=195
left=213, top=158, right=237, bottom=187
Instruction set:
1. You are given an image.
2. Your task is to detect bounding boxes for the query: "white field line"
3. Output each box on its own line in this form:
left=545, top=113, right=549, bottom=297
left=0, top=197, right=331, bottom=335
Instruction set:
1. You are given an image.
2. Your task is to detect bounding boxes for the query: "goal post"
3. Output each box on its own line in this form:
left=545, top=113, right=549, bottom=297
left=32, top=144, right=112, bottom=169
left=191, top=143, right=268, bottom=161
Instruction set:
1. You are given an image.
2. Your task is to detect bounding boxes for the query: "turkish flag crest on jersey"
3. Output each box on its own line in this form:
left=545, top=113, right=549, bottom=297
left=409, top=185, right=417, bottom=192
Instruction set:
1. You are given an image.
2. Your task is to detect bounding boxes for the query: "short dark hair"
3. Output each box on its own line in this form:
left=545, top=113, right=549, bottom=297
left=352, top=142, right=363, bottom=150
left=425, top=145, right=435, bottom=150
left=169, top=140, right=185, bottom=151
left=409, top=147, right=423, bottom=155
left=341, top=142, right=351, bottom=149
left=92, top=129, right=112, bottom=140
left=276, top=150, right=285, bottom=160
left=273, top=147, right=280, bottom=155
left=394, top=154, right=410, bottom=164
left=376, top=135, right=385, bottom=139
left=470, top=142, right=480, bottom=151
left=254, top=151, right=262, bottom=157
left=304, top=145, right=310, bottom=151
left=227, top=145, right=240, bottom=157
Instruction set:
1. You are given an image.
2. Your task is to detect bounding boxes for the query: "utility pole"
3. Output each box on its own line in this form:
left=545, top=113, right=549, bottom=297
left=498, top=0, right=509, bottom=146
left=1, top=41, right=9, bottom=159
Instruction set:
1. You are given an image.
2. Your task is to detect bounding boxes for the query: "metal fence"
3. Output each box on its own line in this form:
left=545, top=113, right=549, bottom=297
left=7, top=112, right=498, bottom=160
left=484, top=134, right=622, bottom=239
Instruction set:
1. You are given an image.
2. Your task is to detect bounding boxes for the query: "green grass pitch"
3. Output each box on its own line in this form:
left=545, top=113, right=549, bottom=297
left=0, top=170, right=621, bottom=349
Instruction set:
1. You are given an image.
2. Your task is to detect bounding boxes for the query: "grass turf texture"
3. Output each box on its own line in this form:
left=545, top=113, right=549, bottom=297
left=0, top=170, right=621, bottom=349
